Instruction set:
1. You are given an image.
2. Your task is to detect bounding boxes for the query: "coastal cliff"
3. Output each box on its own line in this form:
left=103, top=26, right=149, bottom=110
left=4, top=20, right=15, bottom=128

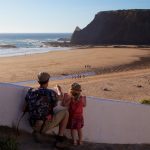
left=71, top=9, right=150, bottom=45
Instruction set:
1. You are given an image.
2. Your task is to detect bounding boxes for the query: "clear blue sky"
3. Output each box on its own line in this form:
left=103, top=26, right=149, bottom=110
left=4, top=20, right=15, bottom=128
left=0, top=0, right=149, bottom=33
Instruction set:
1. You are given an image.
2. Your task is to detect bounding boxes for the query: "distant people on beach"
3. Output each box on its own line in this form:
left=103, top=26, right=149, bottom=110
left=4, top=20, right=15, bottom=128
left=68, top=64, right=93, bottom=80
left=24, top=72, right=69, bottom=146
left=72, top=74, right=86, bottom=79
left=85, top=65, right=92, bottom=69
left=56, top=83, right=86, bottom=145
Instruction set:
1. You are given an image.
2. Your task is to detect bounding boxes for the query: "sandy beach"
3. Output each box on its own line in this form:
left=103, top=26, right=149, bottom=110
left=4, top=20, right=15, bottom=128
left=0, top=47, right=150, bottom=102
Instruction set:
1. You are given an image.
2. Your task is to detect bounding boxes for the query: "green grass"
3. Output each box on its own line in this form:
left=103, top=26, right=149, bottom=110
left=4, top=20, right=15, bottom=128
left=0, top=137, right=17, bottom=150
left=0, top=126, right=18, bottom=150
left=139, top=99, right=150, bottom=105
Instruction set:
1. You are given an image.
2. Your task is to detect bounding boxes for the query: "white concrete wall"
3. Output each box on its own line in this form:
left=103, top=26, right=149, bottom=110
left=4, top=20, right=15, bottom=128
left=0, top=83, right=32, bottom=132
left=84, top=96, right=150, bottom=144
left=0, top=83, right=150, bottom=144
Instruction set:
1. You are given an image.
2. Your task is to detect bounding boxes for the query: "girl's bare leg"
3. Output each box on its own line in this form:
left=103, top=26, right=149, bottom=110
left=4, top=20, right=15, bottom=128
left=77, top=128, right=83, bottom=145
left=71, top=129, right=77, bottom=145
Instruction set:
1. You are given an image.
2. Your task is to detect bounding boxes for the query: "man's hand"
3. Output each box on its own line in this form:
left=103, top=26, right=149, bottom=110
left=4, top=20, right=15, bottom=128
left=55, top=84, right=62, bottom=96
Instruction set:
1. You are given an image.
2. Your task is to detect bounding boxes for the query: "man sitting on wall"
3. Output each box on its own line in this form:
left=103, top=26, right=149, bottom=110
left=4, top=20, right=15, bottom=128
left=24, top=72, right=69, bottom=146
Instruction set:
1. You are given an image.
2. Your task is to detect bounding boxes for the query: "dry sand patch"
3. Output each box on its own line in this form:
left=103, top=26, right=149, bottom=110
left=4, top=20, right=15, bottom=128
left=0, top=47, right=149, bottom=82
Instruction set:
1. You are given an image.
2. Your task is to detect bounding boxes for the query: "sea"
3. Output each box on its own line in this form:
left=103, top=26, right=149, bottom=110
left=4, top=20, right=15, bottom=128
left=0, top=33, right=72, bottom=57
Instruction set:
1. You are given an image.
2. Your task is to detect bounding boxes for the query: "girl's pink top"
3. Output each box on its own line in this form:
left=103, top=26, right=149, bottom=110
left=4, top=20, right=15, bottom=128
left=69, top=96, right=85, bottom=117
left=62, top=93, right=86, bottom=129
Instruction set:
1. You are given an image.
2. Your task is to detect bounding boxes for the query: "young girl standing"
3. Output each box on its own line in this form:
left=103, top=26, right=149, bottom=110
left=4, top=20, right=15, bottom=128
left=56, top=83, right=86, bottom=145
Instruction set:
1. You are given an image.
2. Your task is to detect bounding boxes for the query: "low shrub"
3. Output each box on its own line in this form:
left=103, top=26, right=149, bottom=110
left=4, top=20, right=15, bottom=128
left=139, top=99, right=150, bottom=105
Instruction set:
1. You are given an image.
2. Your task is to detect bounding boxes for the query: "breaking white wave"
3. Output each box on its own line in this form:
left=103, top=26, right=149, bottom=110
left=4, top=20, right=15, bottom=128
left=0, top=47, right=71, bottom=57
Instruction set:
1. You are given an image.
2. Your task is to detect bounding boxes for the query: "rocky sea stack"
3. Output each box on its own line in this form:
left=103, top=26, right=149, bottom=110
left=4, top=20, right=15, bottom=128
left=71, top=9, right=150, bottom=45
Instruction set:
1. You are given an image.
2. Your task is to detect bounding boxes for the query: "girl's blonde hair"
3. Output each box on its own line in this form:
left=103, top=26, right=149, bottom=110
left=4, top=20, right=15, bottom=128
left=70, top=82, right=82, bottom=91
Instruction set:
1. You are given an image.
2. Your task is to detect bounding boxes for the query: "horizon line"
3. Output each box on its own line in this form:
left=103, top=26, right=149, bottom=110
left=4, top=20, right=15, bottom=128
left=0, top=32, right=73, bottom=34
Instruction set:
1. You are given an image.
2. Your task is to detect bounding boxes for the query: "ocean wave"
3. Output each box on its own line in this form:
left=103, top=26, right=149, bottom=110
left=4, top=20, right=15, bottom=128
left=0, top=47, right=71, bottom=57
left=0, top=33, right=72, bottom=56
left=16, top=39, right=43, bottom=48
